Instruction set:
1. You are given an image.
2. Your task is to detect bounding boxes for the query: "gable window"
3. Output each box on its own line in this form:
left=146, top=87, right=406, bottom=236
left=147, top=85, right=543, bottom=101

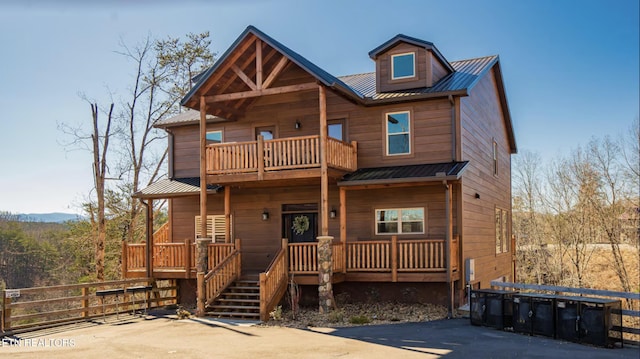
left=386, top=111, right=411, bottom=155
left=391, top=52, right=415, bottom=80
left=495, top=207, right=509, bottom=254
left=375, top=208, right=424, bottom=235
left=206, top=130, right=223, bottom=144
left=492, top=139, right=498, bottom=176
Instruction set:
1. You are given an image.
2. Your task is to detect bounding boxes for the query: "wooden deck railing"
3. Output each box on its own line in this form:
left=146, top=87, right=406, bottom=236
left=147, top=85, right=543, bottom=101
left=153, top=222, right=170, bottom=243
left=123, top=240, right=236, bottom=278
left=287, top=236, right=459, bottom=276
left=1, top=279, right=177, bottom=334
left=204, top=250, right=241, bottom=306
left=206, top=135, right=357, bottom=175
left=259, top=239, right=289, bottom=321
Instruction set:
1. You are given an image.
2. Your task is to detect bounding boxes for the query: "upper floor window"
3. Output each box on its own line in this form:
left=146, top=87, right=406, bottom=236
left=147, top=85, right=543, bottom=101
left=386, top=111, right=411, bottom=155
left=375, top=208, right=425, bottom=235
left=391, top=52, right=415, bottom=80
left=206, top=130, right=222, bottom=144
left=328, top=120, right=345, bottom=141
left=492, top=139, right=498, bottom=176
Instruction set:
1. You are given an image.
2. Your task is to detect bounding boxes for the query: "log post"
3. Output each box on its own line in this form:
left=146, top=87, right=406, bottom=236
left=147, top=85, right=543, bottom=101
left=146, top=199, right=154, bottom=278
left=2, top=295, right=11, bottom=333
left=319, top=86, right=329, bottom=236
left=257, top=135, right=265, bottom=180
left=196, top=237, right=212, bottom=316
left=121, top=241, right=128, bottom=279
left=391, top=235, right=398, bottom=282
left=184, top=238, right=191, bottom=279
left=317, top=235, right=335, bottom=313
left=81, top=287, right=89, bottom=318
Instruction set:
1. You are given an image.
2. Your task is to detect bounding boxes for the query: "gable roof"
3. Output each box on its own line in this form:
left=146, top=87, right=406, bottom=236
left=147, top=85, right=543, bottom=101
left=368, top=34, right=455, bottom=73
left=175, top=26, right=514, bottom=152
left=181, top=25, right=363, bottom=108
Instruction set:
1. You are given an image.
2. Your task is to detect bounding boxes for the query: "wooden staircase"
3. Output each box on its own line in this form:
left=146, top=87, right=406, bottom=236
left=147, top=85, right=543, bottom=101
left=206, top=276, right=260, bottom=320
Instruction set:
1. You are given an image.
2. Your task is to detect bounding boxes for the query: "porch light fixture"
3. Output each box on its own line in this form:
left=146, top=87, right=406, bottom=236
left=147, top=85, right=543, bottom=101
left=262, top=209, right=269, bottom=221
left=295, top=120, right=301, bottom=129
left=330, top=208, right=337, bottom=218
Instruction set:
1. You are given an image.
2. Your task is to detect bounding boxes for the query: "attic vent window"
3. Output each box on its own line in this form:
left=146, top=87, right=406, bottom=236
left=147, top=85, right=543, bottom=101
left=391, top=52, right=415, bottom=80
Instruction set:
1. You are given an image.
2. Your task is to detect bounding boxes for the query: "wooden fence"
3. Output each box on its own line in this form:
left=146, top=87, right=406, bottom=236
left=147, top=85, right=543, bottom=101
left=491, top=281, right=640, bottom=345
left=1, top=278, right=177, bottom=335
left=259, top=239, right=289, bottom=321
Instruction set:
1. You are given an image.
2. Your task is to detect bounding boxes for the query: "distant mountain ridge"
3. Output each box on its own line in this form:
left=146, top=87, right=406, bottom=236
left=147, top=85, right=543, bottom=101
left=16, top=212, right=84, bottom=223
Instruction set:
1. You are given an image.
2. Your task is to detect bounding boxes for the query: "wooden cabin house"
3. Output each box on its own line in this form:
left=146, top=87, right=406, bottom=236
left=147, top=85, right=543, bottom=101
left=123, top=26, right=517, bottom=320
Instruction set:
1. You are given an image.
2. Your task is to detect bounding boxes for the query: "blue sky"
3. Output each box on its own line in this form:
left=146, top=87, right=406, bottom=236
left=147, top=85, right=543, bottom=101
left=0, top=0, right=638, bottom=214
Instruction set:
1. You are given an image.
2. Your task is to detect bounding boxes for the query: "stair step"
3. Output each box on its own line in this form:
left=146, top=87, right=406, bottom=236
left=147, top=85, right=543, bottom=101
left=216, top=298, right=260, bottom=303
left=221, top=291, right=259, bottom=297
left=207, top=311, right=260, bottom=318
left=227, top=286, right=259, bottom=291
left=209, top=304, right=259, bottom=311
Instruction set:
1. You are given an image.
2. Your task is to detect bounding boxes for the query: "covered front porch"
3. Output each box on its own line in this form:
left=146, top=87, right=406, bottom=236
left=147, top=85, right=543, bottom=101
left=122, top=232, right=460, bottom=283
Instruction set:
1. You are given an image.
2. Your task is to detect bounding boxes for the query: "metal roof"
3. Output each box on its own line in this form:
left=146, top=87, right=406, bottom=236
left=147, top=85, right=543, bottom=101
left=339, top=161, right=469, bottom=186
left=155, top=109, right=224, bottom=128
left=338, top=55, right=498, bottom=102
left=181, top=25, right=363, bottom=107
left=133, top=177, right=220, bottom=199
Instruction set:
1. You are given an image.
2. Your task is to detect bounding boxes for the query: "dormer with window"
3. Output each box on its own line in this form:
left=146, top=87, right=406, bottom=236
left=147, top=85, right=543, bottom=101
left=369, top=34, right=454, bottom=93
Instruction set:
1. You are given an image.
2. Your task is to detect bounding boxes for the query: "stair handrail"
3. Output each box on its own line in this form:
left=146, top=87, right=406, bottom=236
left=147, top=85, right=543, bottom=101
left=259, top=238, right=289, bottom=321
left=203, top=249, right=241, bottom=306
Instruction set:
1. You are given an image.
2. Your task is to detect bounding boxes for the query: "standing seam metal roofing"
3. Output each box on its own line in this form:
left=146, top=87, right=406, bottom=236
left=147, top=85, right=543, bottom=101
left=339, top=161, right=469, bottom=184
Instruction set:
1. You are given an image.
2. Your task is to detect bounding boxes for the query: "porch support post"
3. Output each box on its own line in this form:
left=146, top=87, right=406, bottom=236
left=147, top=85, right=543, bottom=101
left=319, top=85, right=329, bottom=236
left=339, top=187, right=347, bottom=273
left=146, top=199, right=154, bottom=278
left=197, top=96, right=212, bottom=317
left=196, top=237, right=212, bottom=316
left=224, top=186, right=231, bottom=243
left=444, top=181, right=453, bottom=318
left=317, top=235, right=335, bottom=313
left=199, top=96, right=208, bottom=239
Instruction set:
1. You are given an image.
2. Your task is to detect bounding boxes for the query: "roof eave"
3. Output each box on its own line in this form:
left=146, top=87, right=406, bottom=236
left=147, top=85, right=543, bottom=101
left=362, top=89, right=468, bottom=106
left=338, top=175, right=461, bottom=187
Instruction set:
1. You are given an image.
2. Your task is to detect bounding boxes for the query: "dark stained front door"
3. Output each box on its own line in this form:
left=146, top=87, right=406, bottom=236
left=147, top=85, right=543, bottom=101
left=282, top=212, right=318, bottom=243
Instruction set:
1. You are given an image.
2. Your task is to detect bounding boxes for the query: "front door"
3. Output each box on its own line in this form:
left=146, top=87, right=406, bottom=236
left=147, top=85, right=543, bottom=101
left=282, top=204, right=318, bottom=243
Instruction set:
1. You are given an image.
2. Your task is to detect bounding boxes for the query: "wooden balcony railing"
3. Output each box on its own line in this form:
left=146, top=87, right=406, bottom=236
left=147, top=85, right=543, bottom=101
left=259, top=239, right=289, bottom=321
left=206, top=135, right=357, bottom=176
left=287, top=236, right=459, bottom=277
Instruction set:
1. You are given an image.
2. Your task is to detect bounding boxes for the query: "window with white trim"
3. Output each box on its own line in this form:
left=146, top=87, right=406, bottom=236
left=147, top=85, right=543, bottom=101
left=391, top=52, right=415, bottom=80
left=386, top=111, right=411, bottom=155
left=375, top=208, right=425, bottom=235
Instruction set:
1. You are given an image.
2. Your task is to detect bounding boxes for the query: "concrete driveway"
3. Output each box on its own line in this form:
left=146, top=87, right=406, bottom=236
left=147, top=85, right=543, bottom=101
left=1, top=312, right=638, bottom=358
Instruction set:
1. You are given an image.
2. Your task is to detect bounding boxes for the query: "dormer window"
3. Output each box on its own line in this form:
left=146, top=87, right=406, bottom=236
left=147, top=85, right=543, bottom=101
left=391, top=52, right=415, bottom=80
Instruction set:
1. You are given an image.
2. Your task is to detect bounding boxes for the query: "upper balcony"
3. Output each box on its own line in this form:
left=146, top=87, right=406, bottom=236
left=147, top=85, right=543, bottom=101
left=205, top=135, right=357, bottom=184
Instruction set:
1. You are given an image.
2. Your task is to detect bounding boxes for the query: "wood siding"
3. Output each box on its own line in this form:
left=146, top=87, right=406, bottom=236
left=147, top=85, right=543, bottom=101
left=171, top=72, right=454, bottom=178
left=459, top=67, right=513, bottom=287
left=376, top=43, right=428, bottom=92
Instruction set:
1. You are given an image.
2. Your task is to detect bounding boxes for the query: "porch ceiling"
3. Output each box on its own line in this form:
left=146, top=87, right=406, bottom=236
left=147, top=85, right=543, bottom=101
left=133, top=177, right=221, bottom=199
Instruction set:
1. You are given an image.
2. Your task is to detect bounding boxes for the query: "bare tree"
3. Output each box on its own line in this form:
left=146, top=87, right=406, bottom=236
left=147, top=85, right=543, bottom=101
left=112, top=33, right=214, bottom=243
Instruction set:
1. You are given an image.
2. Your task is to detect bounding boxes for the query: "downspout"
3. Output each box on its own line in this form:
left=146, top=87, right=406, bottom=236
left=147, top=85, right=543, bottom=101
left=443, top=180, right=453, bottom=318
left=448, top=95, right=456, bottom=162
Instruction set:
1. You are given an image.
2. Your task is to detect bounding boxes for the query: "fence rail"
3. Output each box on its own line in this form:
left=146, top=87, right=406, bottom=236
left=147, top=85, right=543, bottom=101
left=491, top=281, right=640, bottom=345
left=1, top=278, right=177, bottom=334
left=260, top=239, right=289, bottom=321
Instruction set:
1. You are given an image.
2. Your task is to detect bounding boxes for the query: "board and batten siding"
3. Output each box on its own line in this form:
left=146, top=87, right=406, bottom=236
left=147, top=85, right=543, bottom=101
left=459, top=67, right=513, bottom=287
